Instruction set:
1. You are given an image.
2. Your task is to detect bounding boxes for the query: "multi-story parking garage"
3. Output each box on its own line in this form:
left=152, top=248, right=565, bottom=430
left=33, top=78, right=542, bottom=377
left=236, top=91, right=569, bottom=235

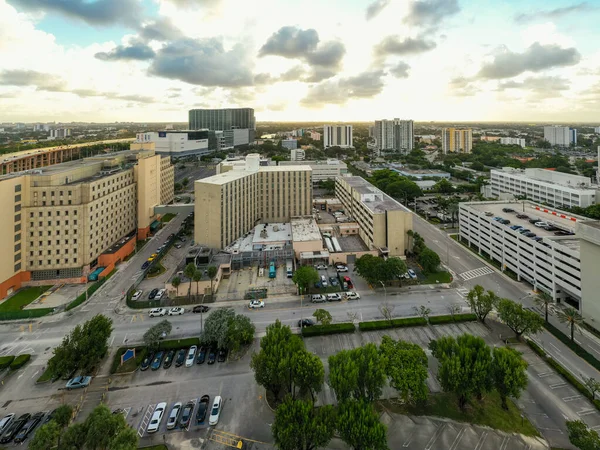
left=458, top=200, right=587, bottom=309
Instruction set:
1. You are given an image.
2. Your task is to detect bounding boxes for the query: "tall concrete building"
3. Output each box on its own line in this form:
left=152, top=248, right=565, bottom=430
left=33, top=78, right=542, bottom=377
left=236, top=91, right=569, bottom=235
left=373, top=119, right=413, bottom=154
left=500, top=137, right=526, bottom=148
left=323, top=124, right=353, bottom=148
left=570, top=128, right=578, bottom=145
left=394, top=119, right=414, bottom=153
left=374, top=120, right=395, bottom=152
left=188, top=108, right=255, bottom=131
left=442, top=128, right=473, bottom=154
left=0, top=148, right=174, bottom=299
left=544, top=126, right=570, bottom=147
left=135, top=130, right=210, bottom=157
left=194, top=154, right=312, bottom=249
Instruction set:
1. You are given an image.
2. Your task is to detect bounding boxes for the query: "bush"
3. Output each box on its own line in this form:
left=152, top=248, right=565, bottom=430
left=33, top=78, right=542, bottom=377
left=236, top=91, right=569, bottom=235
left=36, top=366, right=55, bottom=384
left=158, top=337, right=200, bottom=350
left=0, top=308, right=54, bottom=321
left=301, top=323, right=355, bottom=337
left=0, top=356, right=15, bottom=370
left=359, top=317, right=427, bottom=331
left=10, top=354, right=31, bottom=370
left=543, top=322, right=600, bottom=373
left=429, top=313, right=477, bottom=325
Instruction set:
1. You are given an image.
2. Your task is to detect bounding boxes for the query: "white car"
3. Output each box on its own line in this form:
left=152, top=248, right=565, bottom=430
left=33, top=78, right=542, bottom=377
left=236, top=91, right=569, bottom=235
left=168, top=307, right=185, bottom=316
left=131, top=290, right=143, bottom=301
left=407, top=269, right=417, bottom=279
left=208, top=396, right=223, bottom=426
left=249, top=300, right=265, bottom=309
left=185, top=346, right=197, bottom=367
left=166, top=402, right=182, bottom=430
left=346, top=291, right=360, bottom=300
left=155, top=289, right=166, bottom=300
left=0, top=414, right=14, bottom=434
left=146, top=402, right=167, bottom=433
left=315, top=264, right=327, bottom=270
left=336, top=265, right=349, bottom=272
left=149, top=308, right=167, bottom=318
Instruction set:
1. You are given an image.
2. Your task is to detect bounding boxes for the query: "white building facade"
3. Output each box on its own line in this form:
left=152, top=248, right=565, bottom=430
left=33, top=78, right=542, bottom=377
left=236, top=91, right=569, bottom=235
left=373, top=119, right=413, bottom=154
left=544, top=126, right=570, bottom=147
left=290, top=149, right=305, bottom=161
left=500, top=137, right=526, bottom=148
left=323, top=125, right=353, bottom=148
left=282, top=139, right=298, bottom=150
left=279, top=159, right=347, bottom=183
left=136, top=131, right=210, bottom=157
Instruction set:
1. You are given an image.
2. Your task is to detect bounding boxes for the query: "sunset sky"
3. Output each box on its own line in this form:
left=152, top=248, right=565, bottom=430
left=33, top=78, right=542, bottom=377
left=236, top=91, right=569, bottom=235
left=0, top=0, right=599, bottom=123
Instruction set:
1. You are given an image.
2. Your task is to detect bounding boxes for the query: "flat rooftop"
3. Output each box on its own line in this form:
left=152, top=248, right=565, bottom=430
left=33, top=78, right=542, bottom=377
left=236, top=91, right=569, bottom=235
left=198, top=164, right=312, bottom=185
left=291, top=218, right=322, bottom=242
left=342, top=177, right=409, bottom=214
left=253, top=223, right=292, bottom=244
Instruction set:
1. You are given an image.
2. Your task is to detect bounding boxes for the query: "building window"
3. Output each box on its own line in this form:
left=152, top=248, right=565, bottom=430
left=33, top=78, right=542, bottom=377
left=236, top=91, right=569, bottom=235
left=14, top=263, right=21, bottom=271
left=14, top=253, right=21, bottom=262
left=14, top=233, right=20, bottom=242
left=14, top=194, right=21, bottom=202
left=14, top=204, right=21, bottom=212
left=14, top=184, right=21, bottom=193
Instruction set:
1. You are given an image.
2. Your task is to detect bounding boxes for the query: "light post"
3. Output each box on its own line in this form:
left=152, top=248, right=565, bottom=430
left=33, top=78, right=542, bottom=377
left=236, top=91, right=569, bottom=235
left=379, top=281, right=387, bottom=302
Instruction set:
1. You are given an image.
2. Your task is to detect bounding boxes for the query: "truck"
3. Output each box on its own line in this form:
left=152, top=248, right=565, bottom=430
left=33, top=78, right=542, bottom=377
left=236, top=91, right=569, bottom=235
left=286, top=260, right=293, bottom=278
left=88, top=267, right=105, bottom=282
left=269, top=262, right=276, bottom=279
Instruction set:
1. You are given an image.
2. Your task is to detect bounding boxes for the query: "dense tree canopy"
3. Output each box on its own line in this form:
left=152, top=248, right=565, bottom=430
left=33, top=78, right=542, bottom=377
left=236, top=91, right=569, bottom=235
left=203, top=307, right=255, bottom=351
left=379, top=336, right=428, bottom=403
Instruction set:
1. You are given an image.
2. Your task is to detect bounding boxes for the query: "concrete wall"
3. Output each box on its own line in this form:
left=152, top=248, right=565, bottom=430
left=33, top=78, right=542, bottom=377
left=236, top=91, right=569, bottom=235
left=292, top=239, right=323, bottom=259
left=578, top=222, right=600, bottom=323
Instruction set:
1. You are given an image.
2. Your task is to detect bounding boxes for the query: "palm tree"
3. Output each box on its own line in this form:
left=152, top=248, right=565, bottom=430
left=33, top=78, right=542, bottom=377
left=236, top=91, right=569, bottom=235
left=193, top=270, right=202, bottom=300
left=207, top=265, right=218, bottom=297
left=447, top=202, right=459, bottom=228
left=556, top=307, right=583, bottom=342
left=172, top=276, right=181, bottom=297
left=184, top=263, right=196, bottom=300
left=534, top=291, right=553, bottom=323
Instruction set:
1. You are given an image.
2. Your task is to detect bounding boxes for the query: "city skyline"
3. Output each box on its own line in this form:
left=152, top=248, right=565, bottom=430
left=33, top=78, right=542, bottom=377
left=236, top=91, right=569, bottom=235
left=0, top=0, right=599, bottom=123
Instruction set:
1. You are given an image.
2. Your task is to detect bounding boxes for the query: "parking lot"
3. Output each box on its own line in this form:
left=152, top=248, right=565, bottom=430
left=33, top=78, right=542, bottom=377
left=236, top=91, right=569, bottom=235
left=216, top=264, right=297, bottom=301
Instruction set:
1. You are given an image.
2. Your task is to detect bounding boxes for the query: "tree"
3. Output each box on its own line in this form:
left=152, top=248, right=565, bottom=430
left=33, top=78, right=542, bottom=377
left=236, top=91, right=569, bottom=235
left=174, top=182, right=182, bottom=192
left=143, top=320, right=172, bottom=350
left=182, top=177, right=189, bottom=187
left=292, top=266, right=319, bottom=295
left=414, top=305, right=431, bottom=323
left=382, top=257, right=407, bottom=281
left=378, top=301, right=395, bottom=325
left=434, top=178, right=454, bottom=194
left=567, top=420, right=600, bottom=450
left=313, top=308, right=332, bottom=325
left=466, top=285, right=498, bottom=324
left=418, top=247, right=440, bottom=274
left=60, top=422, right=88, bottom=450
left=585, top=377, right=600, bottom=401
left=329, top=344, right=387, bottom=402
left=355, top=254, right=385, bottom=285
left=184, top=263, right=196, bottom=299
left=28, top=421, right=61, bottom=450
left=318, top=179, right=336, bottom=195
left=171, top=276, right=181, bottom=297
left=447, top=201, right=459, bottom=228
left=54, top=404, right=74, bottom=428
left=534, top=291, right=553, bottom=323
left=491, top=347, right=528, bottom=409
left=192, top=270, right=202, bottom=299
left=429, top=334, right=492, bottom=409
left=207, top=265, right=218, bottom=296
left=447, top=304, right=461, bottom=319
left=292, top=351, right=325, bottom=402
left=250, top=320, right=305, bottom=400
left=379, top=336, right=428, bottom=404
left=556, top=307, right=584, bottom=342
left=84, top=404, right=137, bottom=450
left=497, top=299, right=544, bottom=338
left=226, top=314, right=256, bottom=352
left=272, top=397, right=335, bottom=450
left=337, top=400, right=389, bottom=450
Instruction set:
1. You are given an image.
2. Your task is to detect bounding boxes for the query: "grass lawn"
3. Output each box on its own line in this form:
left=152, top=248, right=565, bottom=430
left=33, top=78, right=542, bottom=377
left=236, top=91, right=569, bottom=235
left=36, top=366, right=55, bottom=383
left=0, top=286, right=52, bottom=312
left=160, top=213, right=176, bottom=223
left=377, top=391, right=539, bottom=437
left=422, top=271, right=452, bottom=284
left=147, top=263, right=166, bottom=279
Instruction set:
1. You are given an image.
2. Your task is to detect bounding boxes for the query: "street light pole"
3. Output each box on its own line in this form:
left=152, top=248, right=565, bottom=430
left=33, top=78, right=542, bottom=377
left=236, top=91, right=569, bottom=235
left=379, top=281, right=387, bottom=302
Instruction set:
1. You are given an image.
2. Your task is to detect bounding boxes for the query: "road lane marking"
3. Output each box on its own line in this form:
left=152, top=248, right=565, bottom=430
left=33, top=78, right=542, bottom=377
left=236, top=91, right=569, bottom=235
left=563, top=395, right=582, bottom=402
left=550, top=382, right=567, bottom=389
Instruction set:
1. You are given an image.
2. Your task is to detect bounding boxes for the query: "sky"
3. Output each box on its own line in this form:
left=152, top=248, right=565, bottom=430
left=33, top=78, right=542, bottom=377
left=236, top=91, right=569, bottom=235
left=0, top=0, right=599, bottom=123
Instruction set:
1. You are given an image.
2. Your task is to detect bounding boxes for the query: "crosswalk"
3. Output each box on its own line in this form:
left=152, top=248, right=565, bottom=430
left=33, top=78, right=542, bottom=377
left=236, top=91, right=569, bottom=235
left=458, top=266, right=494, bottom=281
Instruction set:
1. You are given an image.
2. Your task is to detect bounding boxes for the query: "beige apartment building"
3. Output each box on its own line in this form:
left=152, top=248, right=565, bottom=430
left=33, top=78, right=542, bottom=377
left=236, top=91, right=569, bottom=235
left=0, top=149, right=174, bottom=299
left=335, top=176, right=413, bottom=256
left=442, top=128, right=473, bottom=154
left=195, top=154, right=312, bottom=249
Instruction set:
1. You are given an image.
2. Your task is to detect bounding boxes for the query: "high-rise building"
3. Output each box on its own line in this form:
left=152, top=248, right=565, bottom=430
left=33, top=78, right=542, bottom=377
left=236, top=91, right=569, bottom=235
left=49, top=128, right=71, bottom=139
left=374, top=120, right=394, bottom=152
left=323, top=124, right=353, bottom=148
left=570, top=128, right=578, bottom=145
left=188, top=108, right=255, bottom=131
left=543, top=126, right=570, bottom=147
left=194, top=154, right=312, bottom=249
left=394, top=119, right=414, bottom=153
left=500, top=137, right=526, bottom=148
left=442, top=128, right=472, bottom=154
left=135, top=130, right=210, bottom=157
left=290, top=149, right=305, bottom=161
left=373, top=119, right=414, bottom=154
left=594, top=126, right=600, bottom=134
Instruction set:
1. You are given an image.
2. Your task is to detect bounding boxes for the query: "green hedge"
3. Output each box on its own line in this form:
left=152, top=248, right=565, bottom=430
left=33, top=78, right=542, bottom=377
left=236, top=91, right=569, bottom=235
left=111, top=346, right=146, bottom=374
left=429, top=313, right=478, bottom=325
left=158, top=337, right=200, bottom=350
left=0, top=308, right=54, bottom=321
left=301, top=323, right=355, bottom=337
left=0, top=356, right=15, bottom=370
left=359, top=317, right=427, bottom=331
left=10, top=354, right=31, bottom=370
left=65, top=269, right=116, bottom=311
left=543, top=322, right=600, bottom=373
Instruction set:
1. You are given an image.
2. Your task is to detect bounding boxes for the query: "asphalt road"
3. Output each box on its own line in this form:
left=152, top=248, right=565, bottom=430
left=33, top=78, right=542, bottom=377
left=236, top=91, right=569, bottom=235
left=174, top=163, right=215, bottom=185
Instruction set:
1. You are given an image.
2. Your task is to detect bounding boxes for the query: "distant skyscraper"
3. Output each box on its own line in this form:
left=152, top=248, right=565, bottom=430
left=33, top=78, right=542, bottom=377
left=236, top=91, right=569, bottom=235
left=374, top=120, right=395, bottom=152
left=442, top=128, right=472, bottom=154
left=188, top=108, right=255, bottom=131
left=594, top=126, right=600, bottom=134
left=323, top=124, right=353, bottom=148
left=543, top=126, right=570, bottom=147
left=570, top=128, right=577, bottom=145
left=373, top=119, right=413, bottom=154
left=500, top=137, right=526, bottom=148
left=394, top=119, right=414, bottom=153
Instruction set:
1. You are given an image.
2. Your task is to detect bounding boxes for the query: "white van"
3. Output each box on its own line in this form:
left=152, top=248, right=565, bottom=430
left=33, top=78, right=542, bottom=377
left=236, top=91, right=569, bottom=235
left=311, top=294, right=326, bottom=303
left=327, top=293, right=342, bottom=302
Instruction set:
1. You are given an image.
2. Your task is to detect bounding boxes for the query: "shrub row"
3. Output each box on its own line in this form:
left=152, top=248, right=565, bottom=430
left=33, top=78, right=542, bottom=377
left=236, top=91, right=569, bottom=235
left=158, top=337, right=201, bottom=350
left=543, top=321, right=600, bottom=373
left=0, top=356, right=15, bottom=370
left=428, top=313, right=478, bottom=325
left=358, top=317, right=427, bottom=331
left=301, top=323, right=355, bottom=337
left=65, top=269, right=116, bottom=311
left=10, top=354, right=31, bottom=370
left=526, top=339, right=600, bottom=411
left=0, top=308, right=55, bottom=321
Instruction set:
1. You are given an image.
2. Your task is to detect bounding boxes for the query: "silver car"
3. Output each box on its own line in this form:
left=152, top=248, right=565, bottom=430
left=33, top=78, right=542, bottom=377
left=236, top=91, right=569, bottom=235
left=147, top=402, right=167, bottom=434
left=166, top=402, right=182, bottom=430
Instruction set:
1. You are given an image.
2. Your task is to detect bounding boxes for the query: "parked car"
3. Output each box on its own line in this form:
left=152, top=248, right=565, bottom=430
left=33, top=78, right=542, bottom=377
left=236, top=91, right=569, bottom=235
left=320, top=275, right=328, bottom=287
left=197, top=395, right=210, bottom=424
left=0, top=413, right=30, bottom=444
left=518, top=228, right=531, bottom=234
left=166, top=402, right=182, bottom=430
left=141, top=261, right=150, bottom=270
left=149, top=308, right=167, bottom=318
left=524, top=232, right=536, bottom=238
left=175, top=349, right=186, bottom=367
left=346, top=291, right=360, bottom=300
left=196, top=347, right=207, bottom=364
left=535, top=221, right=549, bottom=228
left=329, top=276, right=339, bottom=286
left=65, top=376, right=92, bottom=390
left=185, top=346, right=197, bottom=367
left=147, top=402, right=167, bottom=433
left=248, top=300, right=265, bottom=309
left=175, top=243, right=182, bottom=249
left=179, top=401, right=194, bottom=428
left=155, top=289, right=166, bottom=300
left=14, top=412, right=44, bottom=443
left=151, top=351, right=164, bottom=371
left=193, top=305, right=210, bottom=313
left=131, top=290, right=143, bottom=301
left=407, top=269, right=417, bottom=279
left=43, top=409, right=57, bottom=424
left=163, top=350, right=175, bottom=369
left=326, top=293, right=342, bottom=302
left=315, top=264, right=327, bottom=270
left=217, top=348, right=228, bottom=362
left=140, top=352, right=154, bottom=371
left=484, top=212, right=494, bottom=217
left=528, top=218, right=540, bottom=224
left=516, top=214, right=529, bottom=219
left=311, top=294, right=326, bottom=303
left=207, top=348, right=217, bottom=364
left=502, top=208, right=514, bottom=213
left=0, top=414, right=14, bottom=435
left=336, top=265, right=349, bottom=272
left=208, top=396, right=223, bottom=426
left=298, top=318, right=315, bottom=328
left=168, top=307, right=185, bottom=316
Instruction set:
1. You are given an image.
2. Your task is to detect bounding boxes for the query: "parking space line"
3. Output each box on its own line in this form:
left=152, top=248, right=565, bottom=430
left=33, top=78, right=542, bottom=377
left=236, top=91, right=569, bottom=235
left=550, top=382, right=567, bottom=389
left=474, top=432, right=488, bottom=450
left=137, top=404, right=155, bottom=437
left=424, top=423, right=446, bottom=450
left=563, top=395, right=582, bottom=402
left=448, top=428, right=466, bottom=450
left=402, top=430, right=415, bottom=447
left=499, top=435, right=510, bottom=450
left=537, top=371, right=553, bottom=378
left=578, top=408, right=598, bottom=416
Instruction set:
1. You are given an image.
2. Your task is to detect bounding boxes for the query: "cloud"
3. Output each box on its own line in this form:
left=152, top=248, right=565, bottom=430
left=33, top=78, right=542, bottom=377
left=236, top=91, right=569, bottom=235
left=259, top=26, right=319, bottom=58
left=304, top=67, right=338, bottom=82
left=389, top=61, right=411, bottom=78
left=374, top=35, right=436, bottom=57
left=404, top=0, right=460, bottom=27
left=365, top=0, right=390, bottom=20
left=497, top=76, right=570, bottom=93
left=164, top=0, right=221, bottom=7
left=515, top=2, right=596, bottom=23
left=477, top=42, right=581, bottom=79
left=301, top=70, right=386, bottom=107
left=149, top=38, right=255, bottom=87
left=6, top=0, right=140, bottom=26
left=95, top=43, right=155, bottom=61
left=448, top=76, right=478, bottom=97
left=305, top=41, right=346, bottom=68
left=139, top=18, right=183, bottom=41
left=0, top=69, right=67, bottom=92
